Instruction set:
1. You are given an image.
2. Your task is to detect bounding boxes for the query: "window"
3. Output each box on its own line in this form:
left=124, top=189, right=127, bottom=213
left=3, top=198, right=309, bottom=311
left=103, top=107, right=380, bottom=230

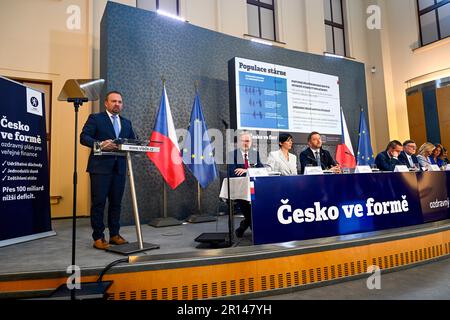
left=324, top=0, right=347, bottom=56
left=157, top=0, right=179, bottom=15
left=137, top=0, right=180, bottom=16
left=417, top=0, right=450, bottom=46
left=247, top=0, right=276, bottom=41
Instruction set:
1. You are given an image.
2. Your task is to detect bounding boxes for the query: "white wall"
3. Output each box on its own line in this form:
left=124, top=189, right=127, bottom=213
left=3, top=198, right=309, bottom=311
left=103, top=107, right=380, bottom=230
left=382, top=0, right=450, bottom=142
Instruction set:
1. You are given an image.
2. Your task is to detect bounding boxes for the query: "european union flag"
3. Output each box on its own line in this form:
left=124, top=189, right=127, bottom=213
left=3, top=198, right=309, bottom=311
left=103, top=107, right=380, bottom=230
left=356, top=109, right=375, bottom=165
left=182, top=91, right=218, bottom=188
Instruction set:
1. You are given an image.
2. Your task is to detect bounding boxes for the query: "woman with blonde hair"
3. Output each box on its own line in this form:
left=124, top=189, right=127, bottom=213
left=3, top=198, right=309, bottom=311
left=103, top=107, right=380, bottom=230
left=417, top=142, right=435, bottom=169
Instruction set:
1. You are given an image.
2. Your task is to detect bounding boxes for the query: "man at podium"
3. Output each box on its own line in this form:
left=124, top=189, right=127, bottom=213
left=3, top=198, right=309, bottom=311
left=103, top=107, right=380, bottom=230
left=80, top=91, right=136, bottom=250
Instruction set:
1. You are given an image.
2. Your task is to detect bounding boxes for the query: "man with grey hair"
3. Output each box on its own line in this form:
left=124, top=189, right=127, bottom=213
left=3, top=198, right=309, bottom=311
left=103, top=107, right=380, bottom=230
left=398, top=139, right=420, bottom=170
left=227, top=131, right=263, bottom=238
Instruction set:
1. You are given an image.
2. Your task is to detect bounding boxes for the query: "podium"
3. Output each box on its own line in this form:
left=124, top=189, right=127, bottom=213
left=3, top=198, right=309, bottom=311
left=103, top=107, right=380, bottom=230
left=94, top=140, right=161, bottom=255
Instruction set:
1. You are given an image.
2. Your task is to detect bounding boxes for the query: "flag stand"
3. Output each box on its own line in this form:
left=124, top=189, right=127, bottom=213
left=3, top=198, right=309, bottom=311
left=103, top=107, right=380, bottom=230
left=186, top=182, right=216, bottom=223
left=148, top=180, right=183, bottom=227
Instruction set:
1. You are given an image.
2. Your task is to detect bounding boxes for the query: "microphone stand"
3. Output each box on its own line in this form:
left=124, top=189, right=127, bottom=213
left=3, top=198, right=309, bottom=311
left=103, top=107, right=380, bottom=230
left=193, top=120, right=231, bottom=247
left=68, top=97, right=87, bottom=300
left=225, top=126, right=234, bottom=247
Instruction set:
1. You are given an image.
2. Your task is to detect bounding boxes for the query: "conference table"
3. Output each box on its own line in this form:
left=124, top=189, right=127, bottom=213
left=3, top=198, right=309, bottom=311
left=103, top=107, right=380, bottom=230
left=221, top=171, right=450, bottom=245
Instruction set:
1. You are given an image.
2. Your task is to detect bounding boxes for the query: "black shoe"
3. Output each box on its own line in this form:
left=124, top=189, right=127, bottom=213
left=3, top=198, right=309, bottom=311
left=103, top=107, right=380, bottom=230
left=235, top=227, right=245, bottom=238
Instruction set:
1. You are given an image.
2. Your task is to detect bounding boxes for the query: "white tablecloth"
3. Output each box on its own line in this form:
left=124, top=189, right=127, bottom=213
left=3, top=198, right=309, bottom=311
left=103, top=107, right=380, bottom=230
left=219, top=177, right=250, bottom=201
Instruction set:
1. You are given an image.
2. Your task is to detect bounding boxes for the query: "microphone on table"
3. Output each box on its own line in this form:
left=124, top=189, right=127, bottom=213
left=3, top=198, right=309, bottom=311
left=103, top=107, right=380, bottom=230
left=221, top=119, right=229, bottom=130
left=306, top=155, right=318, bottom=165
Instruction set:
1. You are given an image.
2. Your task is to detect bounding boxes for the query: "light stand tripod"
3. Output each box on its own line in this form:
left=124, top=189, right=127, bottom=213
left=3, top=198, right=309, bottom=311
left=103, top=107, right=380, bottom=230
left=194, top=121, right=234, bottom=247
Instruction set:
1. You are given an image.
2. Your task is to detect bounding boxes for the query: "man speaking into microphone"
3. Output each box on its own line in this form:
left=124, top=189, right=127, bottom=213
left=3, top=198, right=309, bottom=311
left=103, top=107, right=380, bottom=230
left=299, top=131, right=341, bottom=174
left=80, top=91, right=136, bottom=250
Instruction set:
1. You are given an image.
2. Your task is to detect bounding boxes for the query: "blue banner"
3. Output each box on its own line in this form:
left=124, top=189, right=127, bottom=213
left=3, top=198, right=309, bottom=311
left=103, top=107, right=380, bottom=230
left=0, top=76, right=53, bottom=246
left=251, top=172, right=450, bottom=245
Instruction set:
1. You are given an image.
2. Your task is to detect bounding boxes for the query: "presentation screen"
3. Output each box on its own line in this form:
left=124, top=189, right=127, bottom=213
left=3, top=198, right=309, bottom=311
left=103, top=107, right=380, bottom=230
left=229, top=57, right=342, bottom=144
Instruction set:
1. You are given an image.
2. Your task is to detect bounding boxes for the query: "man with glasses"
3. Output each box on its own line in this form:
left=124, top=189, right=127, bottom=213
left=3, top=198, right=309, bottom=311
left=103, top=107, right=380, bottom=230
left=398, top=139, right=420, bottom=170
left=228, top=131, right=263, bottom=238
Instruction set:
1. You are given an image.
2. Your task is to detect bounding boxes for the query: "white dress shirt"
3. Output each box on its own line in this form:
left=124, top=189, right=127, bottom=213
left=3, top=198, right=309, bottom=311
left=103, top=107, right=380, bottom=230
left=267, top=150, right=298, bottom=175
left=406, top=154, right=414, bottom=167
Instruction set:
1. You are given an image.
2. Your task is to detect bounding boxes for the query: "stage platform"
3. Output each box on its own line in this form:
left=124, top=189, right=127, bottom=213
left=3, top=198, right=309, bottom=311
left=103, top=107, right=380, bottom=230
left=1, top=217, right=449, bottom=300
left=0, top=215, right=247, bottom=275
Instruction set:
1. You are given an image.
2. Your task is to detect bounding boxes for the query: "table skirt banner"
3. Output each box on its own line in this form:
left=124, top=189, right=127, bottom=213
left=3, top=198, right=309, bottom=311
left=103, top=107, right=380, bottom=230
left=251, top=172, right=450, bottom=245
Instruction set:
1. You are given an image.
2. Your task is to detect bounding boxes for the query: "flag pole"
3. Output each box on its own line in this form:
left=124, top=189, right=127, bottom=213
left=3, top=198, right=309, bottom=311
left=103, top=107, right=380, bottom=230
left=186, top=81, right=216, bottom=223
left=164, top=182, right=168, bottom=218
left=148, top=77, right=183, bottom=228
left=197, top=182, right=201, bottom=212
left=148, top=178, right=183, bottom=227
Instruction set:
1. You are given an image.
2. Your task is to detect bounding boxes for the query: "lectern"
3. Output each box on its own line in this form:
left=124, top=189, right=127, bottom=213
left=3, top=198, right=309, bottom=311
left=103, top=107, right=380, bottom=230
left=94, top=139, right=161, bottom=255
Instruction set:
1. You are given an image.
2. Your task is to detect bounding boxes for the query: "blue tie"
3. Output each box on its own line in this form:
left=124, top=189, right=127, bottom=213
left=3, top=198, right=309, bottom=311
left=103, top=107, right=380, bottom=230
left=315, top=151, right=322, bottom=168
left=112, top=115, right=120, bottom=138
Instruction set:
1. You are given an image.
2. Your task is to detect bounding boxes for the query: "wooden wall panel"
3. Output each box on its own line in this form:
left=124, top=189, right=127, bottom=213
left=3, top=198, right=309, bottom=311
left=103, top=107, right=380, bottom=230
left=406, top=91, right=427, bottom=147
left=436, top=86, right=450, bottom=150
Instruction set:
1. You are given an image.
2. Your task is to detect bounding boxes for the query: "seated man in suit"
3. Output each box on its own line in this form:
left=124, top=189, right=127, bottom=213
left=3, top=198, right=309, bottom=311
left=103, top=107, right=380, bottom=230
left=267, top=133, right=298, bottom=175
left=228, top=131, right=263, bottom=238
left=299, top=131, right=340, bottom=174
left=398, top=139, right=420, bottom=170
left=80, top=91, right=136, bottom=250
left=375, top=140, right=403, bottom=171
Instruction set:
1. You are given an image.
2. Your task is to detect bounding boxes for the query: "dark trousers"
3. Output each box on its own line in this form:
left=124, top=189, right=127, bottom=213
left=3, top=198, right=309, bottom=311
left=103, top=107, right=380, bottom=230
left=236, top=200, right=252, bottom=231
left=90, top=172, right=126, bottom=241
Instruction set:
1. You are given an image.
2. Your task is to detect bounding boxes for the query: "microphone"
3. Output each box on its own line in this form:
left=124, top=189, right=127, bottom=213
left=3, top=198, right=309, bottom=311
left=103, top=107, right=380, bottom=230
left=306, top=155, right=318, bottom=164
left=221, top=119, right=229, bottom=129
left=131, top=127, right=140, bottom=141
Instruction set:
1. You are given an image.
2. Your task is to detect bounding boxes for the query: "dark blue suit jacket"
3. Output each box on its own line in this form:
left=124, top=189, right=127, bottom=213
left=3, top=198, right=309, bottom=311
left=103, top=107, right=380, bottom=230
left=299, top=148, right=336, bottom=174
left=227, top=149, right=264, bottom=177
left=398, top=151, right=419, bottom=169
left=375, top=151, right=402, bottom=171
left=80, top=112, right=135, bottom=175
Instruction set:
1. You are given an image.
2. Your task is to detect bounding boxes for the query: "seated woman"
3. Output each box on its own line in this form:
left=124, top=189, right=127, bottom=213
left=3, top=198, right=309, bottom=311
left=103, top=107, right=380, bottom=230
left=417, top=142, right=434, bottom=170
left=429, top=144, right=444, bottom=167
left=266, top=133, right=298, bottom=175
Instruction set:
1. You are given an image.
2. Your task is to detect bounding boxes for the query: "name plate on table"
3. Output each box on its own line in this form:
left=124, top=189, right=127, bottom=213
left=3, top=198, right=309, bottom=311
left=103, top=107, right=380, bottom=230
left=119, top=145, right=160, bottom=153
left=304, top=166, right=323, bottom=175
left=248, top=167, right=269, bottom=177
left=394, top=165, right=409, bottom=172
left=355, top=165, right=372, bottom=173
left=446, top=164, right=450, bottom=171
left=429, top=165, right=441, bottom=172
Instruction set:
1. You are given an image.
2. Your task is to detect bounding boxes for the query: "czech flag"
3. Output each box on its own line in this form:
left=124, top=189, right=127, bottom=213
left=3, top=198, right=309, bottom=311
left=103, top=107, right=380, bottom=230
left=335, top=108, right=356, bottom=168
left=147, top=85, right=185, bottom=189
